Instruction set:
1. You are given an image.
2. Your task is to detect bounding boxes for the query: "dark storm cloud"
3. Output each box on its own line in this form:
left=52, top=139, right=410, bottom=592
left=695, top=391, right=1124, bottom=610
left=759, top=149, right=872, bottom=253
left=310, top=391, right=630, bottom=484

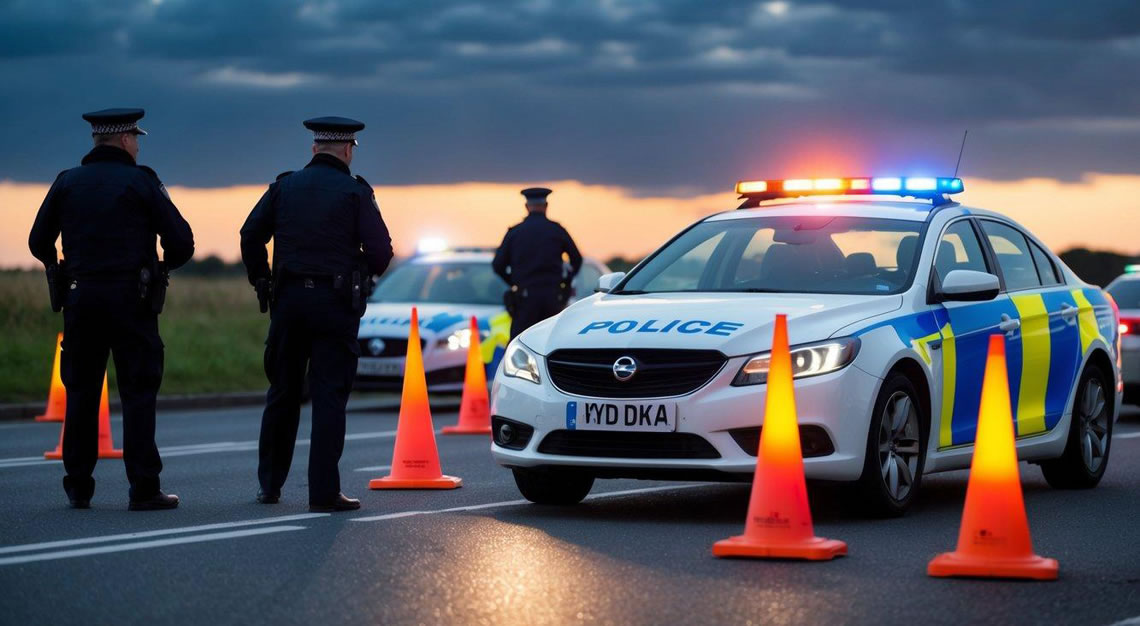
left=1, top=0, right=1137, bottom=189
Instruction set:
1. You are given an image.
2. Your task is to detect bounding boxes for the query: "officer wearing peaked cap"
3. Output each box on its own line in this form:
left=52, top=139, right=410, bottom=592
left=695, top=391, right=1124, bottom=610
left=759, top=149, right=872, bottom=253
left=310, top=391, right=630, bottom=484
left=240, top=116, right=394, bottom=512
left=493, top=187, right=583, bottom=339
left=28, top=108, right=195, bottom=511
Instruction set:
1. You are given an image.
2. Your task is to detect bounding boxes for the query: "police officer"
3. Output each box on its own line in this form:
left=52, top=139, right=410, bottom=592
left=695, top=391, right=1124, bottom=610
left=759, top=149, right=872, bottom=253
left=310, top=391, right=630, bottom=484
left=240, top=117, right=393, bottom=512
left=28, top=108, right=194, bottom=510
left=493, top=187, right=582, bottom=339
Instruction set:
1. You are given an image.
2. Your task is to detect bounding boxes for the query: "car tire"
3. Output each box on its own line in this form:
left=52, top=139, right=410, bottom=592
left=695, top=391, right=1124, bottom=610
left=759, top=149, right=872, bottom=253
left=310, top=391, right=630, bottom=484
left=1041, top=362, right=1113, bottom=489
left=852, top=373, right=928, bottom=517
left=512, top=468, right=595, bottom=505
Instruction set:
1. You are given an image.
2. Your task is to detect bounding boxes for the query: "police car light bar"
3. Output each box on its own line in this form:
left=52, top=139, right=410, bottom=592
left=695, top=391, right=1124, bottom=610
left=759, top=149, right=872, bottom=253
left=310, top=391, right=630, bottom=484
left=735, top=176, right=964, bottom=202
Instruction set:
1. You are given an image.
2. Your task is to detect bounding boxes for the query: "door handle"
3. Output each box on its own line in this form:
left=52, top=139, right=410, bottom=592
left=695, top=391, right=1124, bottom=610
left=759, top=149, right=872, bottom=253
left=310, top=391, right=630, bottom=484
left=999, top=314, right=1020, bottom=333
left=1060, top=304, right=1079, bottom=320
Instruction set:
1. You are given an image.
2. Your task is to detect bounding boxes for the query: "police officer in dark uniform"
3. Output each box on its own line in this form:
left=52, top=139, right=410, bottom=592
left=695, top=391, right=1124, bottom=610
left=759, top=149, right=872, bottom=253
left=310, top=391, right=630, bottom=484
left=28, top=108, right=194, bottom=510
left=492, top=187, right=582, bottom=339
left=240, top=117, right=393, bottom=512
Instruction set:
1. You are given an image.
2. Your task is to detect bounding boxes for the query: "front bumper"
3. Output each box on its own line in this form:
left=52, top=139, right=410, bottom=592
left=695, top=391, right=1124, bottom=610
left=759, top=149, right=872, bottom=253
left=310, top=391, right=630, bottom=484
left=353, top=337, right=469, bottom=392
left=490, top=354, right=881, bottom=482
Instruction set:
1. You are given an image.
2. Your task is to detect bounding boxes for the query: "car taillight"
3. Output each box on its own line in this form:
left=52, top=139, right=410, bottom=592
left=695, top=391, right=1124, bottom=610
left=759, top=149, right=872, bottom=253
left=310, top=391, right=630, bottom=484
left=1121, top=318, right=1139, bottom=335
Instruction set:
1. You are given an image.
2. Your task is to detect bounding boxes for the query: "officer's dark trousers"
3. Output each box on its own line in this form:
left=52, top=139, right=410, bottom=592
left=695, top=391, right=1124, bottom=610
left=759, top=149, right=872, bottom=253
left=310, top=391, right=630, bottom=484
left=510, top=286, right=564, bottom=339
left=61, top=282, right=164, bottom=501
left=258, top=283, right=360, bottom=503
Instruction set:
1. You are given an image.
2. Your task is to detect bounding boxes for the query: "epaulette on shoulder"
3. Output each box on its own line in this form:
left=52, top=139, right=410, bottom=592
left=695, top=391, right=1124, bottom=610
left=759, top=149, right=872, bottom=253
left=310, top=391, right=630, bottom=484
left=276, top=170, right=294, bottom=181
left=354, top=174, right=373, bottom=190
left=137, top=164, right=161, bottom=181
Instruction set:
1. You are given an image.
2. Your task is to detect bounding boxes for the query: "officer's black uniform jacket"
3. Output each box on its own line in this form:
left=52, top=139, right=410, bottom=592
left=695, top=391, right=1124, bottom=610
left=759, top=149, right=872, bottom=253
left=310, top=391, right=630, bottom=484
left=239, top=153, right=393, bottom=283
left=492, top=212, right=582, bottom=289
left=28, top=145, right=195, bottom=276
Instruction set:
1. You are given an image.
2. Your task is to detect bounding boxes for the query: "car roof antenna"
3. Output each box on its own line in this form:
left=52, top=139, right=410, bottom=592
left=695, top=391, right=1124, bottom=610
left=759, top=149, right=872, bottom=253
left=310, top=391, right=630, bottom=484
left=953, top=129, right=969, bottom=179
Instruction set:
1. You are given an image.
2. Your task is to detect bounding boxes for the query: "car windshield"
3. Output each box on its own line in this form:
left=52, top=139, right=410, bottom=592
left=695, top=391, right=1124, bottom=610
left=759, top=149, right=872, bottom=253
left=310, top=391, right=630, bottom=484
left=1108, top=279, right=1140, bottom=309
left=370, top=260, right=506, bottom=305
left=616, top=215, right=924, bottom=296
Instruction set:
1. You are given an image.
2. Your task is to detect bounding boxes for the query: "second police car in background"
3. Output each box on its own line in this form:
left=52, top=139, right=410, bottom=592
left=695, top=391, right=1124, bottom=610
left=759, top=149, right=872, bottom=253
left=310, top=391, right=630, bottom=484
left=491, top=176, right=1122, bottom=515
left=355, top=245, right=609, bottom=392
left=1107, top=266, right=1140, bottom=405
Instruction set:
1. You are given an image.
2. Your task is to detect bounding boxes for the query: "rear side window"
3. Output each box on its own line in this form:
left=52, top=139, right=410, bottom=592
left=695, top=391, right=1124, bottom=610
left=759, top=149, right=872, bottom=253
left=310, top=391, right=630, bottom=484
left=934, top=220, right=988, bottom=282
left=980, top=220, right=1041, bottom=291
left=1028, top=240, right=1062, bottom=286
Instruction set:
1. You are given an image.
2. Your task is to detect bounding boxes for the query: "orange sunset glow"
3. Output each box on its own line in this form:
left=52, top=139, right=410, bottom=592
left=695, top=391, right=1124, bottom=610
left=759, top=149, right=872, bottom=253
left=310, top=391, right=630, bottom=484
left=3, top=174, right=1138, bottom=268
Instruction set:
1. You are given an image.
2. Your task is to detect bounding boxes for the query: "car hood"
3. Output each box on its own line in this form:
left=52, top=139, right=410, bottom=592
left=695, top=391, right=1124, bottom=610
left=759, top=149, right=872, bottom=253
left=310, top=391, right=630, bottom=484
left=518, top=292, right=902, bottom=356
left=358, top=302, right=503, bottom=339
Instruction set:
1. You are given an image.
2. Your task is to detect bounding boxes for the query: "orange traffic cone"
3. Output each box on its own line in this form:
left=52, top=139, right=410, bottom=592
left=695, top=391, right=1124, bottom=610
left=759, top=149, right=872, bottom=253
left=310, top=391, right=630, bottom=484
left=713, top=314, right=846, bottom=560
left=928, top=334, right=1058, bottom=580
left=370, top=307, right=462, bottom=489
left=442, top=316, right=492, bottom=435
left=45, top=373, right=122, bottom=460
left=35, top=333, right=66, bottom=422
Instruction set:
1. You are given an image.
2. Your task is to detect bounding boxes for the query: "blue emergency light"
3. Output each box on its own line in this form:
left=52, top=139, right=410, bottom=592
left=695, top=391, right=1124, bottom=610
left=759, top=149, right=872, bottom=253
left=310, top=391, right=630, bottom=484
left=735, top=176, right=964, bottom=203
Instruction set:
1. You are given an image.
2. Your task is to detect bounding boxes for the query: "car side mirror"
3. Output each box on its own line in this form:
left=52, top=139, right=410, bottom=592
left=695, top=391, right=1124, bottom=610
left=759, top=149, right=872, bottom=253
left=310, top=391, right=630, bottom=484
left=939, top=269, right=1000, bottom=302
left=596, top=272, right=626, bottom=293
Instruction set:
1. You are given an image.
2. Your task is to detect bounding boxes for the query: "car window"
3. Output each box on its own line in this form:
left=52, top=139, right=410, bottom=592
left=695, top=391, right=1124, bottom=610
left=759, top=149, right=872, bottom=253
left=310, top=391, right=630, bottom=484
left=934, top=220, right=988, bottom=282
left=1108, top=279, right=1140, bottom=308
left=980, top=221, right=1041, bottom=291
left=619, top=216, right=924, bottom=295
left=370, top=260, right=507, bottom=305
left=573, top=264, right=602, bottom=298
left=1028, top=239, right=1062, bottom=286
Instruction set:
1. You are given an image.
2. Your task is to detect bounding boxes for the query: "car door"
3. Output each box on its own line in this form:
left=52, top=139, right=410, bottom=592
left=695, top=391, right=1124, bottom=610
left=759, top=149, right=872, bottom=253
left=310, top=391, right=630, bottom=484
left=929, top=218, right=1019, bottom=448
left=977, top=219, right=1056, bottom=438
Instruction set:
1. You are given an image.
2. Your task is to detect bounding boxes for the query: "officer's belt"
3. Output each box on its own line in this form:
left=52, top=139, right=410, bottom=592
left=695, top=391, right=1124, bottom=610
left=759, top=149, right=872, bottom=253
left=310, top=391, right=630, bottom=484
left=279, top=274, right=339, bottom=289
left=71, top=272, right=139, bottom=283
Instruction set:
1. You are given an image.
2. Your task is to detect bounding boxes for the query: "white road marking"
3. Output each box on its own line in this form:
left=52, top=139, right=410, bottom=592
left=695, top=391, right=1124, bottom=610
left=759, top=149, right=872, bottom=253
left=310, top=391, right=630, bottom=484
left=1114, top=431, right=1140, bottom=439
left=0, top=429, right=408, bottom=469
left=0, top=526, right=306, bottom=566
left=1108, top=616, right=1140, bottom=626
left=350, top=483, right=706, bottom=523
left=353, top=465, right=391, bottom=473
left=0, top=512, right=329, bottom=555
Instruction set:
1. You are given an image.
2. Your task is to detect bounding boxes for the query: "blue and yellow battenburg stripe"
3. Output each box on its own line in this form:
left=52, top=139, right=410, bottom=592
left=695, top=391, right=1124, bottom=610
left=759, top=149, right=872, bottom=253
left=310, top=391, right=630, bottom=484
left=857, top=287, right=1108, bottom=449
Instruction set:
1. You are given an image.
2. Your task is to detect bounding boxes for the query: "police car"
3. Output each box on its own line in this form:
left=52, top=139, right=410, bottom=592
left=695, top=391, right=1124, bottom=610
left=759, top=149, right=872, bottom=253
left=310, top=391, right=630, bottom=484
left=355, top=245, right=609, bottom=392
left=1107, top=266, right=1140, bottom=404
left=490, top=176, right=1122, bottom=515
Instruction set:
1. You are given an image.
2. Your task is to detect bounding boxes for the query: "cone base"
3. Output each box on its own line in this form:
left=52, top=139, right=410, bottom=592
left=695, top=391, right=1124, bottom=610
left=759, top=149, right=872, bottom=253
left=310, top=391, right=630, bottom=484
left=927, top=551, right=1058, bottom=580
left=44, top=450, right=61, bottom=460
left=713, top=534, right=847, bottom=561
left=35, top=414, right=64, bottom=423
left=46, top=449, right=123, bottom=460
left=369, top=475, right=462, bottom=490
left=440, top=424, right=492, bottom=435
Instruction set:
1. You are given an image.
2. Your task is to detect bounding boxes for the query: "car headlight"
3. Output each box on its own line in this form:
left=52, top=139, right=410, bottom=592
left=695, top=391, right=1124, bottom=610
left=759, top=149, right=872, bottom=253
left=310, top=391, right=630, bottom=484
left=502, top=341, right=541, bottom=384
left=732, top=337, right=860, bottom=386
left=435, top=328, right=490, bottom=351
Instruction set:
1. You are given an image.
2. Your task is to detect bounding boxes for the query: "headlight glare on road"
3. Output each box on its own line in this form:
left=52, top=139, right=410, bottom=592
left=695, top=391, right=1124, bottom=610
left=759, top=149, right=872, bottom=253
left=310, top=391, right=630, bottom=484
left=503, top=341, right=541, bottom=384
left=733, top=337, right=860, bottom=386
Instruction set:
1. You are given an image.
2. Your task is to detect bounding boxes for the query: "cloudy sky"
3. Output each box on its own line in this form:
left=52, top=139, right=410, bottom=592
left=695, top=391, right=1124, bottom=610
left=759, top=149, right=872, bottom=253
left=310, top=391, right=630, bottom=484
left=2, top=0, right=1139, bottom=263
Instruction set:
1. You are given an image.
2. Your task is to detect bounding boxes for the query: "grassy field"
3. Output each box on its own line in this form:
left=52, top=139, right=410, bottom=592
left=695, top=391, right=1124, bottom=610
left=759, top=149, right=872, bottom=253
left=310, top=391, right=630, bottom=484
left=0, top=271, right=268, bottom=404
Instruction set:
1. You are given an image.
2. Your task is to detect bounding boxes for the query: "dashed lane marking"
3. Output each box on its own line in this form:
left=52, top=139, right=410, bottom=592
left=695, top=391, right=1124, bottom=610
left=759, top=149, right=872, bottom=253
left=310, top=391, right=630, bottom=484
left=0, top=526, right=307, bottom=566
left=0, top=513, right=330, bottom=555
left=349, top=483, right=707, bottom=523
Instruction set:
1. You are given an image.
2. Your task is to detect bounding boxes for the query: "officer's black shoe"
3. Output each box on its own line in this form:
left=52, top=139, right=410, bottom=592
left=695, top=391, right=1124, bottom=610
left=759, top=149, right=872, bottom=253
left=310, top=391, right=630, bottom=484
left=128, top=491, right=180, bottom=511
left=69, top=497, right=91, bottom=509
left=309, top=493, right=360, bottom=513
left=257, top=489, right=280, bottom=504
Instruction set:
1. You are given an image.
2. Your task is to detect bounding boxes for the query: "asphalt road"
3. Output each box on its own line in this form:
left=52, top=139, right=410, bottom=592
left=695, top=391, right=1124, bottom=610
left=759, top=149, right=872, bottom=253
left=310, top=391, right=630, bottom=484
left=1, top=399, right=1139, bottom=626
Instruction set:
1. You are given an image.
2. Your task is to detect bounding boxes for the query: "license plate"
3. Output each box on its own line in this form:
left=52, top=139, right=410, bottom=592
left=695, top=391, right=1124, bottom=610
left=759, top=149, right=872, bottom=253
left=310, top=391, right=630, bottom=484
left=565, top=401, right=677, bottom=432
left=357, top=358, right=403, bottom=376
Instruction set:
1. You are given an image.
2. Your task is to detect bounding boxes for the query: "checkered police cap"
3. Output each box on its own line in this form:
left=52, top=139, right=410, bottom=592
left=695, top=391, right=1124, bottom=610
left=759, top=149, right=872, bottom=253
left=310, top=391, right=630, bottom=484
left=82, top=108, right=147, bottom=136
left=304, top=116, right=365, bottom=145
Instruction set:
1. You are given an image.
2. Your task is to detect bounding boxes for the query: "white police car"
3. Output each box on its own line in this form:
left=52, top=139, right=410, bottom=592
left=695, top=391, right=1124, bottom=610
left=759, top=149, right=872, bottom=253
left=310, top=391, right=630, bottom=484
left=491, top=176, right=1122, bottom=515
left=356, top=246, right=609, bottom=392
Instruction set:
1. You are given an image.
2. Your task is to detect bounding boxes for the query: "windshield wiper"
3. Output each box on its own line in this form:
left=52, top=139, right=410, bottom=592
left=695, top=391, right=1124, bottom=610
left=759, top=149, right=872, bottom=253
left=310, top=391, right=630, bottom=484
left=611, top=289, right=649, bottom=295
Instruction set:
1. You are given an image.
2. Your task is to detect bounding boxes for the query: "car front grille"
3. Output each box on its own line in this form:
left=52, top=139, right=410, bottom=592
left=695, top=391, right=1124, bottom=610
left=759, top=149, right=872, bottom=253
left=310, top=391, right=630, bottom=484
left=546, top=349, right=726, bottom=398
left=537, top=430, right=721, bottom=459
left=358, top=337, right=424, bottom=358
